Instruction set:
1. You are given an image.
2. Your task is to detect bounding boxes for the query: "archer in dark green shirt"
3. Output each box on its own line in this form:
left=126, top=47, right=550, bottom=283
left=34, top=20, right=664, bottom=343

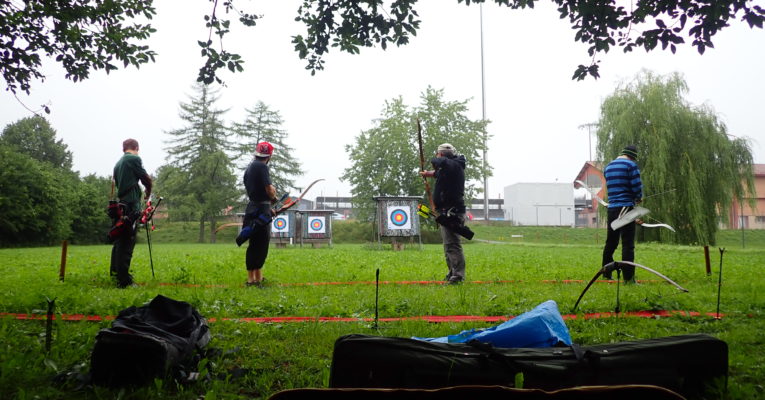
left=110, top=138, right=152, bottom=288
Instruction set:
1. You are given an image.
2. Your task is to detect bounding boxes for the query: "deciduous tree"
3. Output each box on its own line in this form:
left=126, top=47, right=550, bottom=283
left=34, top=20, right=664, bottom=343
left=0, top=148, right=74, bottom=245
left=0, top=116, right=73, bottom=170
left=596, top=71, right=755, bottom=245
left=2, top=1, right=762, bottom=93
left=342, top=87, right=490, bottom=219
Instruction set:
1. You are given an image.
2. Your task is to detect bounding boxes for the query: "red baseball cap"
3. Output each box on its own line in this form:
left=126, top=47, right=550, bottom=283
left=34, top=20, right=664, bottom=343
left=255, top=141, right=274, bottom=157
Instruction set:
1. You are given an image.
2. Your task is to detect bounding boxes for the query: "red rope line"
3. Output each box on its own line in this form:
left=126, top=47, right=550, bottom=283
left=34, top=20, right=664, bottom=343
left=0, top=310, right=724, bottom=324
left=153, top=279, right=660, bottom=288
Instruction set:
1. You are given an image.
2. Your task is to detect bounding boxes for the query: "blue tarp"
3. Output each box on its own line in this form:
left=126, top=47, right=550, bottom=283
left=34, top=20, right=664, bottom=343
left=414, top=300, right=572, bottom=348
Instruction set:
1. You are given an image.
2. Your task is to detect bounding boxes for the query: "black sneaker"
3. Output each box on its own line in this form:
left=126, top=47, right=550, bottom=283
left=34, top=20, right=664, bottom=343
left=447, top=277, right=464, bottom=285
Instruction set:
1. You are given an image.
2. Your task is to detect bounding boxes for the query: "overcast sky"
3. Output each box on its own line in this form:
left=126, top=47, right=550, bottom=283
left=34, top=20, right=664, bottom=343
left=2, top=0, right=764, bottom=201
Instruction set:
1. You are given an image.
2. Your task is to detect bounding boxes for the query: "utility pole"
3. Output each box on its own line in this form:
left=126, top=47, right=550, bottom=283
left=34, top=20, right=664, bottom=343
left=480, top=4, right=489, bottom=221
left=578, top=122, right=598, bottom=161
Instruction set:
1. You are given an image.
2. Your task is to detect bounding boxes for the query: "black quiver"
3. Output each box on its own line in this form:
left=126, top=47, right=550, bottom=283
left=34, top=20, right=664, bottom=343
left=91, top=295, right=211, bottom=387
left=329, top=333, right=727, bottom=400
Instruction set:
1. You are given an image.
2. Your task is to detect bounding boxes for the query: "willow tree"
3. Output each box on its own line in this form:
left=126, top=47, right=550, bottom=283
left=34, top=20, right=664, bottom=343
left=596, top=71, right=755, bottom=245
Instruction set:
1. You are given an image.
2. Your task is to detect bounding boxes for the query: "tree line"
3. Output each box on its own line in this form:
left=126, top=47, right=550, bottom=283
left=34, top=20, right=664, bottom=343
left=0, top=84, right=303, bottom=246
left=0, top=72, right=756, bottom=246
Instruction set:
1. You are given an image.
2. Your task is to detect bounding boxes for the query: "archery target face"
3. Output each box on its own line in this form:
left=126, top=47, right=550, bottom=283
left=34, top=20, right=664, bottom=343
left=272, top=214, right=290, bottom=233
left=387, top=205, right=412, bottom=230
left=308, top=216, right=326, bottom=233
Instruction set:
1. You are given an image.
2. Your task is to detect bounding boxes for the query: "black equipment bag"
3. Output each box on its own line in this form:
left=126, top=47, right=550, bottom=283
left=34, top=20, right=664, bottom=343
left=269, top=384, right=686, bottom=400
left=91, top=295, right=211, bottom=387
left=329, top=333, right=727, bottom=399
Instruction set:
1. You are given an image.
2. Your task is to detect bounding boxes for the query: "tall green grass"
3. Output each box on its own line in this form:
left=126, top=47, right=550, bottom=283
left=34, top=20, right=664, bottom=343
left=0, top=236, right=763, bottom=399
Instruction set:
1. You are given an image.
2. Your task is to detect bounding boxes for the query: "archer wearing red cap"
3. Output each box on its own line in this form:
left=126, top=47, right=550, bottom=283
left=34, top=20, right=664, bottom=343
left=238, top=141, right=277, bottom=286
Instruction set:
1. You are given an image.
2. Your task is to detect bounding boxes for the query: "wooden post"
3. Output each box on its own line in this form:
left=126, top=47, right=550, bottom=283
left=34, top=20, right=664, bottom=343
left=59, top=240, right=68, bottom=282
left=704, top=245, right=711, bottom=276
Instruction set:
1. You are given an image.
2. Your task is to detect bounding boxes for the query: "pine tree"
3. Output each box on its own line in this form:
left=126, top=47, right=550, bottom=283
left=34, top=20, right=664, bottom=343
left=234, top=101, right=303, bottom=193
left=161, top=84, right=239, bottom=243
left=596, top=71, right=755, bottom=245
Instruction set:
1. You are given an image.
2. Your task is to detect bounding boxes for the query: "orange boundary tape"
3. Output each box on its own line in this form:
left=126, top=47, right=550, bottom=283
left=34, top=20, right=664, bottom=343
left=152, top=279, right=661, bottom=289
left=0, top=310, right=724, bottom=324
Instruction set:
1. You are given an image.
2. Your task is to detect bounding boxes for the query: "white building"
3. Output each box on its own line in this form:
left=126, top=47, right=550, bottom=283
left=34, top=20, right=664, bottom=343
left=504, top=183, right=575, bottom=227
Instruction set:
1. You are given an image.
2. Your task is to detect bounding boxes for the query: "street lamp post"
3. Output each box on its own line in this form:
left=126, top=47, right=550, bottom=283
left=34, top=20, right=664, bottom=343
left=480, top=4, right=489, bottom=221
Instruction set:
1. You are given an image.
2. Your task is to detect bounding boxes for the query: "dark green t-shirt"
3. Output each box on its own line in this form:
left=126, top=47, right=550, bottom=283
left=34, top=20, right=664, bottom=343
left=113, top=152, right=149, bottom=206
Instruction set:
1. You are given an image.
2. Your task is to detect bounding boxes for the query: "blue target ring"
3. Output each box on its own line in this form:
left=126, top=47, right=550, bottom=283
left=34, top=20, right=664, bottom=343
left=310, top=218, right=324, bottom=231
left=390, top=209, right=409, bottom=226
left=274, top=217, right=288, bottom=231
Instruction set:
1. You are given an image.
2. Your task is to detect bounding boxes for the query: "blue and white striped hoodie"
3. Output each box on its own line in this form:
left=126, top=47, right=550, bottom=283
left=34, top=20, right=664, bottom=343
left=604, top=157, right=643, bottom=208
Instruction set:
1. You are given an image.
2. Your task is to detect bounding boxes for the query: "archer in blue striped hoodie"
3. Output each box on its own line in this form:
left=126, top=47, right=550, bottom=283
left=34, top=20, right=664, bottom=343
left=602, top=145, right=643, bottom=282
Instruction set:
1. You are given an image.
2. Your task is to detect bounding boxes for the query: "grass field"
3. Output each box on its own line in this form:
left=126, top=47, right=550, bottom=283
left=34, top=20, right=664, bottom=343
left=0, top=225, right=763, bottom=399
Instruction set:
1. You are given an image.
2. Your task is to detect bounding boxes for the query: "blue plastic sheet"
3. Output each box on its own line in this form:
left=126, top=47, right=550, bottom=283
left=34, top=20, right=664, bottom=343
left=414, top=300, right=572, bottom=348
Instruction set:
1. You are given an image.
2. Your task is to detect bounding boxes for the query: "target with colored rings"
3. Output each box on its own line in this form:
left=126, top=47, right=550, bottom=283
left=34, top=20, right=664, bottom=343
left=273, top=217, right=288, bottom=231
left=390, top=209, right=409, bottom=226
left=310, top=218, right=324, bottom=231
left=386, top=205, right=412, bottom=230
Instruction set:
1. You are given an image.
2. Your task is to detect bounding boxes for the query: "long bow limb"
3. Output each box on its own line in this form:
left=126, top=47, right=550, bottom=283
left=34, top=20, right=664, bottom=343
left=640, top=223, right=676, bottom=232
left=572, top=261, right=689, bottom=311
left=640, top=215, right=676, bottom=232
left=276, top=179, right=324, bottom=214
left=575, top=179, right=609, bottom=207
left=417, top=118, right=435, bottom=212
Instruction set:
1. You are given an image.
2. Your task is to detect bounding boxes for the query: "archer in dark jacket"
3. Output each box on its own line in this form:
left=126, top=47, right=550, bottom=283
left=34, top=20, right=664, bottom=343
left=420, top=143, right=468, bottom=284
left=240, top=141, right=277, bottom=287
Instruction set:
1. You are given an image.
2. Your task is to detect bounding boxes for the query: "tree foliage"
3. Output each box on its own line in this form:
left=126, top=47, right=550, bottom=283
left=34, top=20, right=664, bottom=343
left=233, top=101, right=303, bottom=193
left=0, top=118, right=111, bottom=246
left=0, top=0, right=157, bottom=94
left=3, top=1, right=763, bottom=93
left=69, top=174, right=113, bottom=244
left=160, top=84, right=239, bottom=243
left=0, top=116, right=73, bottom=170
left=596, top=71, right=755, bottom=245
left=342, top=87, right=490, bottom=219
left=289, top=0, right=765, bottom=79
left=0, top=147, right=74, bottom=245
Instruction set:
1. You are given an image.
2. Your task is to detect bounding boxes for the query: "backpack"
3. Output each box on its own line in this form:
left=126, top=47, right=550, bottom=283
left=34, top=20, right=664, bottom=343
left=90, top=295, right=211, bottom=387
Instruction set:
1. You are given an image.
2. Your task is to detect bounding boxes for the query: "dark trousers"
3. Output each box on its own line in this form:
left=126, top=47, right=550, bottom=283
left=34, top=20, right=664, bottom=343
left=440, top=213, right=466, bottom=281
left=246, top=221, right=271, bottom=271
left=602, top=206, right=636, bottom=281
left=110, top=223, right=137, bottom=287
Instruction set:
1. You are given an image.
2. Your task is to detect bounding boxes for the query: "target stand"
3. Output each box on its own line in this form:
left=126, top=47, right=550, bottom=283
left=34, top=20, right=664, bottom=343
left=270, top=210, right=297, bottom=247
left=373, top=196, right=423, bottom=251
left=296, top=210, right=334, bottom=248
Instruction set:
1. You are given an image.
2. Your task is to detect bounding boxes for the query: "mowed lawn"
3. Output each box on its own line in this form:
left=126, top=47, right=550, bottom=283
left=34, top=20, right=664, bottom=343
left=1, top=227, right=763, bottom=399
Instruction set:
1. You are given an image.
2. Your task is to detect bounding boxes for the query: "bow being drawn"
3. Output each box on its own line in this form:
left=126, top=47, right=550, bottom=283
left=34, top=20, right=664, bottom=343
left=417, top=118, right=435, bottom=212
left=276, top=179, right=324, bottom=214
left=415, top=119, right=474, bottom=240
left=572, top=260, right=689, bottom=311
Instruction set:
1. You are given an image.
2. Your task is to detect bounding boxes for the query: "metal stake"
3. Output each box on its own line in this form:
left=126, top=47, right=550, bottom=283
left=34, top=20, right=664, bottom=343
left=373, top=268, right=380, bottom=330
left=45, top=297, right=56, bottom=352
left=716, top=248, right=725, bottom=319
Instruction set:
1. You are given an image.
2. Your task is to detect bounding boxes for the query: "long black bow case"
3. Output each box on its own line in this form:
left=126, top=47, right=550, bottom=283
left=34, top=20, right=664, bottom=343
left=329, top=333, right=727, bottom=399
